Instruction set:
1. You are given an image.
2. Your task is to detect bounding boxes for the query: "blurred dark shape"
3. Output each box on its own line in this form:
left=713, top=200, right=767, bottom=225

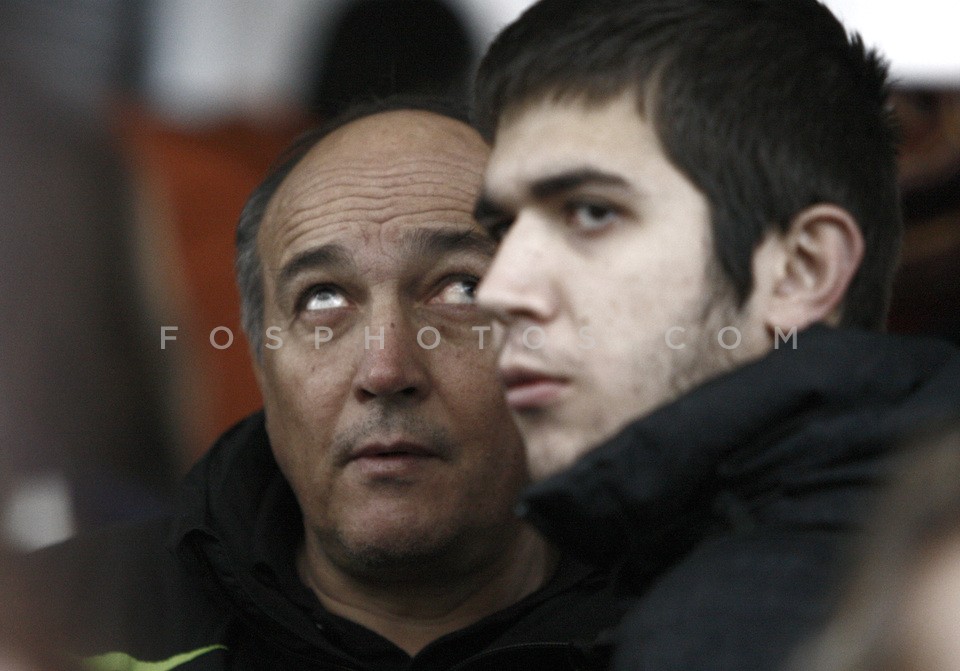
left=0, top=0, right=144, bottom=121
left=887, top=89, right=960, bottom=346
left=0, top=0, right=175, bottom=536
left=894, top=90, right=960, bottom=202
left=0, top=546, right=78, bottom=671
left=307, top=0, right=477, bottom=119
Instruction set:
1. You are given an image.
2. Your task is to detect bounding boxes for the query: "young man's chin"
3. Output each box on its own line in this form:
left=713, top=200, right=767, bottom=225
left=523, top=428, right=592, bottom=482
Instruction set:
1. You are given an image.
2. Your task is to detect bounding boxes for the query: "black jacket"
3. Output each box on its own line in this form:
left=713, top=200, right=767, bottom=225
left=519, top=326, right=960, bottom=671
left=26, top=414, right=628, bottom=671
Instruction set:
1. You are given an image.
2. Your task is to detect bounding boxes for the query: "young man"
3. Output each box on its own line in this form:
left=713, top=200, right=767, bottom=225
left=472, top=1, right=960, bottom=669
left=21, top=100, right=625, bottom=671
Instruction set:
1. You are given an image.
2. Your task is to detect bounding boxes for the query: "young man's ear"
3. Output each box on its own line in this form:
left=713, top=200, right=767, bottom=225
left=751, top=204, right=865, bottom=334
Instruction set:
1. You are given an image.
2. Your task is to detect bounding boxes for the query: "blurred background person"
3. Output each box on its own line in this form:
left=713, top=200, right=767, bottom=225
left=790, top=421, right=960, bottom=671
left=886, top=89, right=960, bottom=346
left=0, top=0, right=176, bottom=549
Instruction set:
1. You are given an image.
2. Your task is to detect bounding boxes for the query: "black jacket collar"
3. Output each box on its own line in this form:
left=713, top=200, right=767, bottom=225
left=519, top=326, right=960, bottom=576
left=169, top=411, right=626, bottom=669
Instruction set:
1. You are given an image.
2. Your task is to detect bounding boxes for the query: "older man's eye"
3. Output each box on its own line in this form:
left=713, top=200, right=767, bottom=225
left=302, top=285, right=349, bottom=312
left=432, top=277, right=479, bottom=305
left=567, top=201, right=620, bottom=232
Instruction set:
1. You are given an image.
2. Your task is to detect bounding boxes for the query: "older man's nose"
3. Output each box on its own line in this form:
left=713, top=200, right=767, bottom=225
left=353, top=313, right=431, bottom=403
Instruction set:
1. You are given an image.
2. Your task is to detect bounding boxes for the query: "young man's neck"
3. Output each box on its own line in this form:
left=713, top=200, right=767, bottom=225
left=296, top=525, right=558, bottom=656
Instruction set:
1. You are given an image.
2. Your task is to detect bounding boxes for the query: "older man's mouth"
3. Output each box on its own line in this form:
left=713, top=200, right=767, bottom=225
left=346, top=440, right=443, bottom=477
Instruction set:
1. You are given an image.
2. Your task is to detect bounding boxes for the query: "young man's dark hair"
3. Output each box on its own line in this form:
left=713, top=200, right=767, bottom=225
left=470, top=2, right=960, bottom=670
left=475, top=0, right=901, bottom=329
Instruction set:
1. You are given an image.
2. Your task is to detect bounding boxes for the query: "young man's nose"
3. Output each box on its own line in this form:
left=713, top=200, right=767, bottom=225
left=478, top=217, right=558, bottom=325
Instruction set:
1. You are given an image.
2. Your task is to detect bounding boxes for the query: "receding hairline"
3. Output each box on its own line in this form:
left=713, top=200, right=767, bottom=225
left=260, top=107, right=490, bottom=237
left=236, top=96, right=485, bottom=356
left=314, top=107, right=487, bottom=160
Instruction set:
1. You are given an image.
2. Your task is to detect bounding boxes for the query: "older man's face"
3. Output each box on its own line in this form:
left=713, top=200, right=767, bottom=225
left=255, top=111, right=527, bottom=574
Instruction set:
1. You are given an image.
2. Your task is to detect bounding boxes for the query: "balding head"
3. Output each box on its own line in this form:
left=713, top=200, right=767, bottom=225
left=236, top=101, right=487, bottom=355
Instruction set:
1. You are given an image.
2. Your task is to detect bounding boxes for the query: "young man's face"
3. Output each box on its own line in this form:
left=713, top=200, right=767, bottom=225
left=477, top=94, right=766, bottom=479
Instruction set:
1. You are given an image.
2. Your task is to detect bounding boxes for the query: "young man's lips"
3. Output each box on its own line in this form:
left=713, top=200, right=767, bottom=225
left=499, top=368, right=568, bottom=411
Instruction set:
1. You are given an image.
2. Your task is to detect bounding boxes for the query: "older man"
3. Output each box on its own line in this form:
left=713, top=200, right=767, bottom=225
left=22, top=100, right=624, bottom=671
left=472, top=1, right=960, bottom=669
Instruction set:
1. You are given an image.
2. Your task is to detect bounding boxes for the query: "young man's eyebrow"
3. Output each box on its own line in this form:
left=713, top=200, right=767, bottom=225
left=528, top=168, right=630, bottom=199
left=277, top=244, right=354, bottom=293
left=472, top=168, right=634, bottom=233
left=474, top=168, right=633, bottom=221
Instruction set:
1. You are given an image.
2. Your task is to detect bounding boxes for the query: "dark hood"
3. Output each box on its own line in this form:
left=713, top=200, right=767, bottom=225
left=168, top=413, right=336, bottom=659
left=518, top=326, right=960, bottom=575
left=170, top=413, right=298, bottom=575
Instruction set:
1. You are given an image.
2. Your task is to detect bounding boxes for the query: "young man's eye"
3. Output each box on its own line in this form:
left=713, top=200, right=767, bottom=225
left=566, top=202, right=619, bottom=232
left=301, top=285, right=349, bottom=312
left=431, top=277, right=479, bottom=305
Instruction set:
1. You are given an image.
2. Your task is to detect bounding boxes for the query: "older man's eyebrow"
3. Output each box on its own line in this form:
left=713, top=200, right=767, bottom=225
left=528, top=168, right=631, bottom=200
left=277, top=244, right=354, bottom=292
left=403, top=227, right=498, bottom=260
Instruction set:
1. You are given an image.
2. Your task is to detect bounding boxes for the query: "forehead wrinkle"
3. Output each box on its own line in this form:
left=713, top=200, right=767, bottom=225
left=283, top=183, right=481, bottom=221
left=261, top=115, right=489, bottom=283
left=398, top=226, right=497, bottom=261
left=273, top=243, right=355, bottom=297
left=268, top=180, right=483, bottom=264
left=273, top=202, right=481, bottom=261
left=278, top=158, right=484, bottom=208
